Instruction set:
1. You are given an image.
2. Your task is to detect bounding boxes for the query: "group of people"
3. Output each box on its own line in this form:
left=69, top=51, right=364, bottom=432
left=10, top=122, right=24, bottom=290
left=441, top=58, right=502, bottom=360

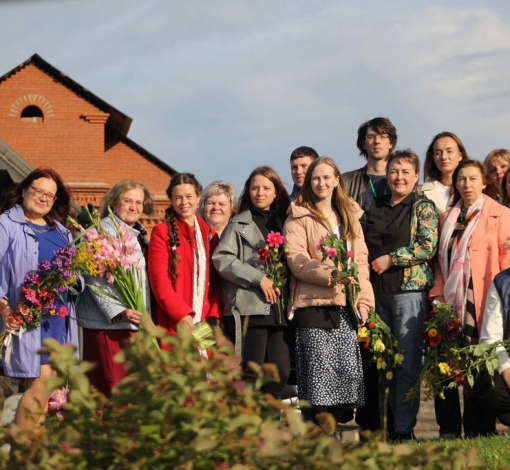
left=1, top=116, right=510, bottom=442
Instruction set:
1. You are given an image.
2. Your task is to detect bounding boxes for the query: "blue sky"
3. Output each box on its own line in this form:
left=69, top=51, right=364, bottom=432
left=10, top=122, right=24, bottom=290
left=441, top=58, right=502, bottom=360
left=1, top=0, right=509, bottom=193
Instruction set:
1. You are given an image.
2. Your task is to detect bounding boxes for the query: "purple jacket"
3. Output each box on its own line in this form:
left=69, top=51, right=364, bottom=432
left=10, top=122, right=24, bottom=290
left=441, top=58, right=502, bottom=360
left=0, top=204, right=79, bottom=377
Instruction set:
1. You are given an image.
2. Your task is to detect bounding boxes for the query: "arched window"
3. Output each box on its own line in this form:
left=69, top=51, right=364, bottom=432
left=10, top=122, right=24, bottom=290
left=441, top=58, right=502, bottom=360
left=21, top=105, right=44, bottom=122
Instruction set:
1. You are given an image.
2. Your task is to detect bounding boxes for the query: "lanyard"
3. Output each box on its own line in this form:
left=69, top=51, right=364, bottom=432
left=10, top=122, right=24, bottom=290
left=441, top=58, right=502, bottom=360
left=368, top=177, right=388, bottom=199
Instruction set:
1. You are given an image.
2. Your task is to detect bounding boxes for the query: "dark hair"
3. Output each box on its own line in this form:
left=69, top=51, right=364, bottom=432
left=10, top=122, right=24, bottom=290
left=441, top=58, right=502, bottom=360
left=356, top=117, right=398, bottom=159
left=237, top=166, right=290, bottom=222
left=165, top=173, right=203, bottom=286
left=290, top=146, right=319, bottom=161
left=100, top=179, right=154, bottom=219
left=450, top=160, right=488, bottom=207
left=0, top=167, right=71, bottom=227
left=502, top=167, right=510, bottom=208
left=296, top=157, right=356, bottom=239
left=424, top=131, right=469, bottom=182
left=387, top=149, right=421, bottom=175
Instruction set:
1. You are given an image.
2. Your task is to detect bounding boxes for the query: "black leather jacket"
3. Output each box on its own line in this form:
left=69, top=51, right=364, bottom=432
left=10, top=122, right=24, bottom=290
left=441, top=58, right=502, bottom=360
left=342, top=165, right=370, bottom=208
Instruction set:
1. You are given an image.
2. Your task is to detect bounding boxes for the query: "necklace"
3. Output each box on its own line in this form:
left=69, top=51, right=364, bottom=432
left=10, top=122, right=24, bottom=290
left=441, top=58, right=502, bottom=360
left=27, top=222, right=50, bottom=234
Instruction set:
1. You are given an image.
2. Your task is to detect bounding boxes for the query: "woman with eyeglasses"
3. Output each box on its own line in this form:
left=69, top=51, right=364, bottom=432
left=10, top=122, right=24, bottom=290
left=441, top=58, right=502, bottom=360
left=0, top=168, right=79, bottom=432
left=76, top=179, right=154, bottom=397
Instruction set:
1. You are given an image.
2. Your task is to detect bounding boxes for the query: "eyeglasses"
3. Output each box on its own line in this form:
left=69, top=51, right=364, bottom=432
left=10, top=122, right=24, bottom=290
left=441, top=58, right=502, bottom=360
left=366, top=133, right=390, bottom=142
left=30, top=185, right=57, bottom=203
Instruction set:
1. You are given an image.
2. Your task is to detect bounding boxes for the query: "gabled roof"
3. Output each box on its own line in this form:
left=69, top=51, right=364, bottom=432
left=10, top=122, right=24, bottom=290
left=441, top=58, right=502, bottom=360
left=0, top=136, right=33, bottom=182
left=0, top=54, right=132, bottom=136
left=0, top=54, right=177, bottom=177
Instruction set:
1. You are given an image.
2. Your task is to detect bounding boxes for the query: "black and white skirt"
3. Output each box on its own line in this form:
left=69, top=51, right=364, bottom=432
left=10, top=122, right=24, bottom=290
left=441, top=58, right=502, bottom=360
left=295, top=307, right=364, bottom=407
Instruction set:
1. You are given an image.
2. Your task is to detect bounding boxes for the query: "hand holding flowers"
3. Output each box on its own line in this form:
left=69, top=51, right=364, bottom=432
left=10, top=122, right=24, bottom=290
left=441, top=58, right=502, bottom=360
left=319, top=233, right=362, bottom=325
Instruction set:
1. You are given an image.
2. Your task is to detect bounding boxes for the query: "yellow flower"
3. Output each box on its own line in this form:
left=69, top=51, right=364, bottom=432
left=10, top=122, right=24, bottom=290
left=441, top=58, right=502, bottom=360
left=377, top=358, right=387, bottom=369
left=357, top=327, right=370, bottom=342
left=386, top=371, right=393, bottom=380
left=373, top=340, right=386, bottom=353
left=438, top=362, right=451, bottom=376
left=438, top=392, right=445, bottom=399
left=428, top=328, right=438, bottom=338
left=394, top=353, right=404, bottom=365
left=49, top=309, right=56, bottom=316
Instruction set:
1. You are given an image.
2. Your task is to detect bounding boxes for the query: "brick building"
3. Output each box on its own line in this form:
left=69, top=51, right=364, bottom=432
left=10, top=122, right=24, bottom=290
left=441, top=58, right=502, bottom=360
left=0, top=54, right=176, bottom=231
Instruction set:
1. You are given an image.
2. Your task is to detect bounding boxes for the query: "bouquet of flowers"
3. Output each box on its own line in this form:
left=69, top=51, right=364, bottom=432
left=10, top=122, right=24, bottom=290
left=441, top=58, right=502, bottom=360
left=319, top=233, right=362, bottom=325
left=257, top=231, right=288, bottom=323
left=357, top=310, right=405, bottom=380
left=70, top=208, right=159, bottom=348
left=408, top=301, right=464, bottom=401
left=0, top=244, right=79, bottom=362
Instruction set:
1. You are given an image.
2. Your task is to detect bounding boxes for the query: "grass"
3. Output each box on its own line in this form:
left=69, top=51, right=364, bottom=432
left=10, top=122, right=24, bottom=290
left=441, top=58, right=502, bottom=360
left=409, top=435, right=510, bottom=470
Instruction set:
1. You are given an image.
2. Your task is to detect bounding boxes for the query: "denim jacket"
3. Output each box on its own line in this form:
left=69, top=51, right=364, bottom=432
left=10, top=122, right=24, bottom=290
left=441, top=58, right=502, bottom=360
left=389, top=196, right=439, bottom=291
left=0, top=204, right=79, bottom=377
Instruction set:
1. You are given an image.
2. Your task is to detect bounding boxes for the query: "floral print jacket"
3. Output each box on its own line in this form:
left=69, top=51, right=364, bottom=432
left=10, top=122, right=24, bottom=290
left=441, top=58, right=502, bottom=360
left=389, top=196, right=439, bottom=291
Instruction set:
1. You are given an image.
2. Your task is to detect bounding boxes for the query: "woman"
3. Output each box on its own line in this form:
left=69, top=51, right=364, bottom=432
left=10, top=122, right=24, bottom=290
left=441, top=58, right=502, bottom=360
left=430, top=159, right=510, bottom=437
left=76, top=179, right=154, bottom=397
left=484, top=149, right=510, bottom=202
left=149, top=173, right=220, bottom=338
left=423, top=132, right=468, bottom=216
left=213, top=167, right=291, bottom=399
left=364, top=150, right=439, bottom=441
left=199, top=181, right=236, bottom=236
left=283, top=157, right=374, bottom=424
left=501, top=167, right=510, bottom=208
left=0, top=168, right=79, bottom=431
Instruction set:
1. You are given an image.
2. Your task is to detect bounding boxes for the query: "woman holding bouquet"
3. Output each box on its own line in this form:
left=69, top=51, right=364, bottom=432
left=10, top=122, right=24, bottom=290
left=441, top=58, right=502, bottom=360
left=148, top=173, right=220, bottom=340
left=213, top=167, right=291, bottom=399
left=283, top=157, right=374, bottom=424
left=363, top=150, right=439, bottom=441
left=76, top=179, right=154, bottom=397
left=0, top=168, right=78, bottom=432
left=430, top=159, right=510, bottom=437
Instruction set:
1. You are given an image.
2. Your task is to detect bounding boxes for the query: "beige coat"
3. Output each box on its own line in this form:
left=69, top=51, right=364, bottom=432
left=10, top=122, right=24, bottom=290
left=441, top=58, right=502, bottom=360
left=283, top=201, right=375, bottom=314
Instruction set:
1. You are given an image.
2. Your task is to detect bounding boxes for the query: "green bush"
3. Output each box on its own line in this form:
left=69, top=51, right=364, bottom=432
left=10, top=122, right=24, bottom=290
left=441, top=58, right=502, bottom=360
left=0, top=326, right=487, bottom=469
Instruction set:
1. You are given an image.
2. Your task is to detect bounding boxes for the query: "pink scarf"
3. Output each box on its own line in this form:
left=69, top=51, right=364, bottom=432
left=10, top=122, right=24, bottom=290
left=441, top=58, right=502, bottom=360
left=438, top=195, right=485, bottom=323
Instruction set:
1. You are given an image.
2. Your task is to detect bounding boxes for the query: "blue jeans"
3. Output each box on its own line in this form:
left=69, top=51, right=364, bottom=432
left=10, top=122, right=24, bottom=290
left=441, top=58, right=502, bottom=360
left=377, top=291, right=428, bottom=435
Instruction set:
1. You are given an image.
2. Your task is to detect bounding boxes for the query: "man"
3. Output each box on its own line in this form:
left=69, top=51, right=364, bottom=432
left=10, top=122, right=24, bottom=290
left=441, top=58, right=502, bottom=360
left=289, top=146, right=319, bottom=201
left=343, top=117, right=397, bottom=211
left=342, top=117, right=397, bottom=433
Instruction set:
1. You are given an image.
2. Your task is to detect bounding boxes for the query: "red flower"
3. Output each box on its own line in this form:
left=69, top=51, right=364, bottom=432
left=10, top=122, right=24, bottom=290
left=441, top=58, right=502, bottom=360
left=368, top=321, right=376, bottom=328
left=363, top=342, right=370, bottom=350
left=258, top=247, right=270, bottom=262
left=267, top=231, right=284, bottom=248
left=347, top=250, right=354, bottom=258
left=428, top=334, right=442, bottom=348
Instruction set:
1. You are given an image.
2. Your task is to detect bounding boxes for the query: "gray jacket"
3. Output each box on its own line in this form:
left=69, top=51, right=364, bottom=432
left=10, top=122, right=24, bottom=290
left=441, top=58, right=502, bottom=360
left=76, top=215, right=151, bottom=330
left=212, top=210, right=271, bottom=317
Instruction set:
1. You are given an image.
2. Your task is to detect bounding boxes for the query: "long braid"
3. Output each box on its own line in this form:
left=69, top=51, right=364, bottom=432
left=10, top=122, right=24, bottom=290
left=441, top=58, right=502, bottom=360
left=165, top=206, right=181, bottom=287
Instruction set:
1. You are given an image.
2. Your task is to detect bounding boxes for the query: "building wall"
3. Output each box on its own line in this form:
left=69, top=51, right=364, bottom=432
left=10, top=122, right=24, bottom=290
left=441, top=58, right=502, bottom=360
left=0, top=63, right=172, bottom=231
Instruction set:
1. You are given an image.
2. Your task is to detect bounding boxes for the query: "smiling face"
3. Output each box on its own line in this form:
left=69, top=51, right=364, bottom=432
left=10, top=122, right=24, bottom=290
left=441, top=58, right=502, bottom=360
left=291, top=156, right=314, bottom=189
left=22, top=177, right=57, bottom=223
left=455, top=165, right=486, bottom=208
left=113, top=187, right=145, bottom=227
left=363, top=126, right=394, bottom=161
left=249, top=174, right=276, bottom=211
left=171, top=183, right=201, bottom=225
left=203, top=192, right=232, bottom=233
left=433, top=137, right=463, bottom=180
left=487, top=157, right=510, bottom=191
left=388, top=159, right=419, bottom=202
left=311, top=163, right=340, bottom=201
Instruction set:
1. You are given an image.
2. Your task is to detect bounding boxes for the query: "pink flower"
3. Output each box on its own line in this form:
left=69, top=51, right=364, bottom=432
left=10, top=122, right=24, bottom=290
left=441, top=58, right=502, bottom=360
left=326, top=247, right=337, bottom=258
left=267, top=231, right=284, bottom=248
left=57, top=306, right=68, bottom=319
left=347, top=250, right=354, bottom=258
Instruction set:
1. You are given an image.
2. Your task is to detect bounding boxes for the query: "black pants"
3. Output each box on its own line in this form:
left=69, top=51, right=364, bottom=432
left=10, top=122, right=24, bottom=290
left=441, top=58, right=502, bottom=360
left=226, top=321, right=290, bottom=399
left=355, top=347, right=382, bottom=431
left=434, top=377, right=497, bottom=437
left=482, top=370, right=510, bottom=427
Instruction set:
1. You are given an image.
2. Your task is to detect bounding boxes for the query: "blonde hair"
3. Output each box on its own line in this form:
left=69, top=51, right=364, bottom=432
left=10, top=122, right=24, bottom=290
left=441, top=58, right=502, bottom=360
left=296, top=157, right=356, bottom=239
left=100, top=180, right=154, bottom=219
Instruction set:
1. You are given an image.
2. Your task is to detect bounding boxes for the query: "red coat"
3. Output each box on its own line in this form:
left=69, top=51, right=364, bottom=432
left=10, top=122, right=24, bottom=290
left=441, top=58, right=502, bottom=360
left=148, top=216, right=221, bottom=334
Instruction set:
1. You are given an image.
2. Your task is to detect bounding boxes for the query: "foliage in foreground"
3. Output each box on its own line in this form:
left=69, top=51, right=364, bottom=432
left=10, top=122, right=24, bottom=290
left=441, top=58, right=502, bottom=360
left=0, top=326, right=488, bottom=469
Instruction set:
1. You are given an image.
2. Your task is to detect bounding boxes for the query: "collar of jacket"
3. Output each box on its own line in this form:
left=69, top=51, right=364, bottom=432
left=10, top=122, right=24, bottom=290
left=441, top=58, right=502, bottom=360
left=106, top=213, right=143, bottom=238
left=230, top=209, right=253, bottom=225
